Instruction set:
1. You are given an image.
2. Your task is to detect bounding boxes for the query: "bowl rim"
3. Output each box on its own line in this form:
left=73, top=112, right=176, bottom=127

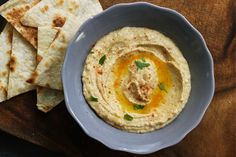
left=62, top=2, right=215, bottom=154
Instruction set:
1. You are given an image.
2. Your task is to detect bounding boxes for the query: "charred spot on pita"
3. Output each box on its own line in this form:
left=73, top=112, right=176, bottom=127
left=36, top=54, right=43, bottom=64
left=25, top=5, right=30, bottom=10
left=0, top=71, right=8, bottom=77
left=6, top=50, right=11, bottom=55
left=6, top=7, right=25, bottom=25
left=52, top=15, right=66, bottom=27
left=0, top=86, right=8, bottom=98
left=5, top=6, right=38, bottom=48
left=3, top=88, right=7, bottom=97
left=7, top=30, right=13, bottom=44
left=26, top=72, right=38, bottom=84
left=68, top=2, right=80, bottom=13
left=40, top=5, right=49, bottom=13
left=8, top=56, right=16, bottom=72
left=56, top=0, right=65, bottom=6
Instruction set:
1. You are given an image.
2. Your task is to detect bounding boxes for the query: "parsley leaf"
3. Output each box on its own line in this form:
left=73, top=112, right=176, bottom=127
left=135, top=60, right=150, bottom=70
left=89, top=96, right=98, bottom=102
left=99, top=55, right=106, bottom=65
left=133, top=104, right=145, bottom=110
left=124, top=114, right=133, bottom=121
left=158, top=83, right=167, bottom=92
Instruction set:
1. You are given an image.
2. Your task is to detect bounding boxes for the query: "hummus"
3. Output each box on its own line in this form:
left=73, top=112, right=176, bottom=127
left=82, top=27, right=191, bottom=133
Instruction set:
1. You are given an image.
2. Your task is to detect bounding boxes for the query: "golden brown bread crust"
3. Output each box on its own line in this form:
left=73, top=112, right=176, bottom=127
left=0, top=0, right=40, bottom=48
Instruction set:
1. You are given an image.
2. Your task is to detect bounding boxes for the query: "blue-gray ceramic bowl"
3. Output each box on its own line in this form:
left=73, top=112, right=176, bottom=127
left=62, top=2, right=215, bottom=154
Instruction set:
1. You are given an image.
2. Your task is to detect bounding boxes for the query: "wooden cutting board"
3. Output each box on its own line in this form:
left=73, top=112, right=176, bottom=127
left=0, top=0, right=235, bottom=157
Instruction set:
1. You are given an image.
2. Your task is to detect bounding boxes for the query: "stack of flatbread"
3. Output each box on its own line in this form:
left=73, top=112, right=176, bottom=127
left=0, top=0, right=103, bottom=112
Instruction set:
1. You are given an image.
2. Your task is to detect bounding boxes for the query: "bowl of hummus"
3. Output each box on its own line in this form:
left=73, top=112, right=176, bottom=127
left=63, top=2, right=215, bottom=154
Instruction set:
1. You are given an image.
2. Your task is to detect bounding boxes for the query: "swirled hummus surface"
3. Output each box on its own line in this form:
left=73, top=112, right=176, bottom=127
left=82, top=27, right=191, bottom=133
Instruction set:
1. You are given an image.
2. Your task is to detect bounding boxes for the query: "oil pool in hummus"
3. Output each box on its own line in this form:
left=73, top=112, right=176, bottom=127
left=82, top=27, right=191, bottom=133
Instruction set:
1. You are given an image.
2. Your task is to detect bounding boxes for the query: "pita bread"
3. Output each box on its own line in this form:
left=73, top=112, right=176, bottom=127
left=72, top=0, right=103, bottom=26
left=37, top=86, right=64, bottom=113
left=36, top=26, right=63, bottom=112
left=37, top=26, right=58, bottom=63
left=0, top=24, right=12, bottom=102
left=21, top=0, right=102, bottom=28
left=0, top=0, right=40, bottom=48
left=29, top=1, right=103, bottom=90
left=7, top=29, right=36, bottom=99
left=21, top=0, right=81, bottom=28
left=34, top=55, right=64, bottom=90
left=31, top=14, right=79, bottom=90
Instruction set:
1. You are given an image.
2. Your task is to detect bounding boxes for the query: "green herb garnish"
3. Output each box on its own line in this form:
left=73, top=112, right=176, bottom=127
left=135, top=60, right=150, bottom=70
left=133, top=104, right=145, bottom=110
left=124, top=114, right=133, bottom=121
left=89, top=96, right=98, bottom=102
left=99, top=55, right=106, bottom=65
left=158, top=82, right=167, bottom=92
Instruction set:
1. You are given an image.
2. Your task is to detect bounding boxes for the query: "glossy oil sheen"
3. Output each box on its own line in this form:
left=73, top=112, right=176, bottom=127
left=113, top=51, right=171, bottom=114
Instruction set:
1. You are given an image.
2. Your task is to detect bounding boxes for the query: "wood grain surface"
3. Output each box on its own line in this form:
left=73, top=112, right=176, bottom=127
left=0, top=0, right=235, bottom=157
